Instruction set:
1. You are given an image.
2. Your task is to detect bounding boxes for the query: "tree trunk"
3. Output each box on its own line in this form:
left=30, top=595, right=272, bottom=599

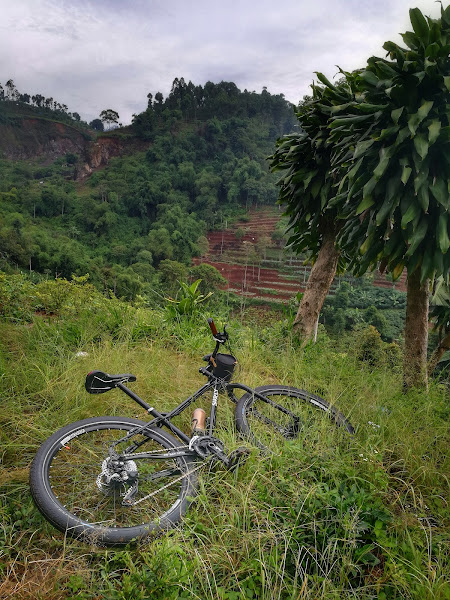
left=293, top=224, right=340, bottom=345
left=403, top=270, right=429, bottom=390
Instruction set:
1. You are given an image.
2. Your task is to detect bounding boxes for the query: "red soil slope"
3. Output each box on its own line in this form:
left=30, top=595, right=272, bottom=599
left=194, top=207, right=407, bottom=302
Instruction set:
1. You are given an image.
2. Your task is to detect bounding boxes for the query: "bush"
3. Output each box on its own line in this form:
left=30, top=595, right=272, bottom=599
left=165, top=279, right=212, bottom=319
left=351, top=325, right=402, bottom=369
left=34, top=275, right=100, bottom=315
left=352, top=325, right=386, bottom=367
left=0, top=272, right=37, bottom=322
left=189, top=263, right=226, bottom=295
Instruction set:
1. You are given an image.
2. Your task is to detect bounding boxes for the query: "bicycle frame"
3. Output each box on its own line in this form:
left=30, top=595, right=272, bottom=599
left=29, top=317, right=356, bottom=546
left=112, top=377, right=278, bottom=462
left=106, top=316, right=303, bottom=463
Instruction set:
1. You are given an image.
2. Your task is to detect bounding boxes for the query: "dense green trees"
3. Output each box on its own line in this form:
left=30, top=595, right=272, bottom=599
left=143, top=78, right=294, bottom=127
left=100, top=109, right=120, bottom=129
left=0, top=79, right=84, bottom=125
left=89, top=118, right=104, bottom=131
left=0, top=80, right=295, bottom=304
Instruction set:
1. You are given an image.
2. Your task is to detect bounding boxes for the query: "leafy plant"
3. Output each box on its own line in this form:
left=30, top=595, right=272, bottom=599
left=0, top=272, right=36, bottom=322
left=270, top=80, right=353, bottom=342
left=165, top=279, right=213, bottom=318
left=333, top=7, right=450, bottom=285
left=330, top=6, right=450, bottom=387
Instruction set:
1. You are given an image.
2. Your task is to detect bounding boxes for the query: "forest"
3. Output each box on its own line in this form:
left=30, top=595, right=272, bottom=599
left=0, top=77, right=296, bottom=299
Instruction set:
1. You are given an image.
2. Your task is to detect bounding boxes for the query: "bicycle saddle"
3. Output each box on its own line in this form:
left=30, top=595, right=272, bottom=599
left=85, top=370, right=137, bottom=394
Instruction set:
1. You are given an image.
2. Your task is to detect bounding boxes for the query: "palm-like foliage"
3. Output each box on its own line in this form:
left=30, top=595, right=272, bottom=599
left=270, top=80, right=354, bottom=340
left=430, top=277, right=450, bottom=338
left=271, top=78, right=352, bottom=266
left=271, top=6, right=449, bottom=386
left=330, top=6, right=450, bottom=283
left=429, top=277, right=450, bottom=372
left=165, top=279, right=212, bottom=318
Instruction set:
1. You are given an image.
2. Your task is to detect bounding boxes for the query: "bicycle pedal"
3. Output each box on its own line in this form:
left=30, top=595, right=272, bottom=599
left=227, top=447, right=251, bottom=472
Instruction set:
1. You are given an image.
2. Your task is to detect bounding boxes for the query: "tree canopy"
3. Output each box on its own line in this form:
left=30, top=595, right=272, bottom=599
left=0, top=79, right=296, bottom=304
left=271, top=6, right=450, bottom=387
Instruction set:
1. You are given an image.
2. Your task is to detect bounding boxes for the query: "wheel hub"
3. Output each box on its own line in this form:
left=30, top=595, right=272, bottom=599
left=96, top=457, right=138, bottom=494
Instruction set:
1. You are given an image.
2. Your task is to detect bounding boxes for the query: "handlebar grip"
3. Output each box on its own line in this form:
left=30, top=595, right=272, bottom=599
left=207, top=318, right=218, bottom=336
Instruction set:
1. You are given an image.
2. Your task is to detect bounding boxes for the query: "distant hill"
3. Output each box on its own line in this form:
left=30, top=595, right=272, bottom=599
left=0, top=79, right=297, bottom=300
left=195, top=207, right=407, bottom=305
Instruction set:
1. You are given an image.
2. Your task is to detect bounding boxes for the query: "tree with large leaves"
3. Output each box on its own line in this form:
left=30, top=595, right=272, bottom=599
left=270, top=79, right=352, bottom=342
left=329, top=6, right=450, bottom=388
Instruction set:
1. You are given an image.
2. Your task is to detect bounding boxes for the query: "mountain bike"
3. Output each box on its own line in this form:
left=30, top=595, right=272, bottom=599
left=29, top=318, right=354, bottom=546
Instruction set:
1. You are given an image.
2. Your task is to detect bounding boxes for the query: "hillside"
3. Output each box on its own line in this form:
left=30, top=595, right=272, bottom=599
left=0, top=100, right=146, bottom=177
left=0, top=81, right=297, bottom=299
left=0, top=282, right=448, bottom=599
left=0, top=79, right=409, bottom=343
left=195, top=207, right=407, bottom=303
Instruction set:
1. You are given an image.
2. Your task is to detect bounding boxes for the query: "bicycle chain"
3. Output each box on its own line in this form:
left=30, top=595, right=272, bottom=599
left=130, top=459, right=210, bottom=506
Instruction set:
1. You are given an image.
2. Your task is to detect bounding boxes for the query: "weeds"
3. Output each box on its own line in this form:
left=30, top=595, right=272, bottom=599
left=0, top=277, right=448, bottom=599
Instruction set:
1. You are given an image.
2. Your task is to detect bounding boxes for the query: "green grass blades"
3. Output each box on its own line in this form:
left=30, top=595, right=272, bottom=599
left=0, top=293, right=448, bottom=599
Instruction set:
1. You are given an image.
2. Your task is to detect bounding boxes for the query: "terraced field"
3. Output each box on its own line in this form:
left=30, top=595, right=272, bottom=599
left=194, top=207, right=407, bottom=303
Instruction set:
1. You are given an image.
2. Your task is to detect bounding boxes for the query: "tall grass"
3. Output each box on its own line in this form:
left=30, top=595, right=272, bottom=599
left=0, top=286, right=448, bottom=599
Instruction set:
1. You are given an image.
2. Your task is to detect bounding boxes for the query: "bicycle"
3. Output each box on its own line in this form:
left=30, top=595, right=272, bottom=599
left=29, top=318, right=354, bottom=546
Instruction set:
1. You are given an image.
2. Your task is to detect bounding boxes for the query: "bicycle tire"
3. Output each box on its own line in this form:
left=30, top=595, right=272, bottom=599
left=234, top=385, right=354, bottom=452
left=29, top=416, right=198, bottom=545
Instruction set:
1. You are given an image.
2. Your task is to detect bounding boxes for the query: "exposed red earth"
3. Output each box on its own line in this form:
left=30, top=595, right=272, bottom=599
left=194, top=207, right=407, bottom=303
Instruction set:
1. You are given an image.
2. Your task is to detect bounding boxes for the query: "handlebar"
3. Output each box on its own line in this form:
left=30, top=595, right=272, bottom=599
left=199, top=318, right=231, bottom=377
left=207, top=318, right=218, bottom=336
left=207, top=317, right=228, bottom=345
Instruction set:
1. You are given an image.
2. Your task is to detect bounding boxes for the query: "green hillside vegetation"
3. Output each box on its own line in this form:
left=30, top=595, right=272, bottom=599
left=0, top=78, right=413, bottom=347
left=0, top=277, right=448, bottom=599
left=0, top=78, right=296, bottom=301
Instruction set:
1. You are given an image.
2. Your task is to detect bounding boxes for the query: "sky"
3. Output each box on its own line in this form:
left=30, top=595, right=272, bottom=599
left=0, top=0, right=445, bottom=125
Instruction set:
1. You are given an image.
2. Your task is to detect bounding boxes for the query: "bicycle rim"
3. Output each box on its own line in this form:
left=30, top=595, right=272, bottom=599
left=32, top=417, right=196, bottom=543
left=235, top=385, right=353, bottom=453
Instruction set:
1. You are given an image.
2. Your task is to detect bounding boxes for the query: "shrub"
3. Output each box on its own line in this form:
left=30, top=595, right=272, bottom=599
left=189, top=263, right=227, bottom=295
left=353, top=325, right=386, bottom=367
left=0, top=272, right=37, bottom=322
left=165, top=279, right=212, bottom=319
left=34, top=275, right=99, bottom=315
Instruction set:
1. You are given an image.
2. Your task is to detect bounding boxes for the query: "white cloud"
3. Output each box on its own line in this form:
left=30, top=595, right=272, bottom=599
left=0, top=0, right=444, bottom=123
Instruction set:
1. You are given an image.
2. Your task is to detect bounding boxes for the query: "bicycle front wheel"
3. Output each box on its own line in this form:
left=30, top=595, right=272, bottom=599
left=235, top=385, right=354, bottom=452
left=29, top=416, right=198, bottom=545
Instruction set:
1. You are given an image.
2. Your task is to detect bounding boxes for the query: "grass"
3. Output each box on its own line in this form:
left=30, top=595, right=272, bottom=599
left=0, top=289, right=449, bottom=599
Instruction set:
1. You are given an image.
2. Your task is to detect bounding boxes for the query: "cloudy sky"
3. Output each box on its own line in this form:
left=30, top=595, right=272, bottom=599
left=0, top=0, right=444, bottom=124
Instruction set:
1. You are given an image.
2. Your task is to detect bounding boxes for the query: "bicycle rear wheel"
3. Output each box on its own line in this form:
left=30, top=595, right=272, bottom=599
left=29, top=416, right=198, bottom=545
left=234, top=385, right=354, bottom=453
